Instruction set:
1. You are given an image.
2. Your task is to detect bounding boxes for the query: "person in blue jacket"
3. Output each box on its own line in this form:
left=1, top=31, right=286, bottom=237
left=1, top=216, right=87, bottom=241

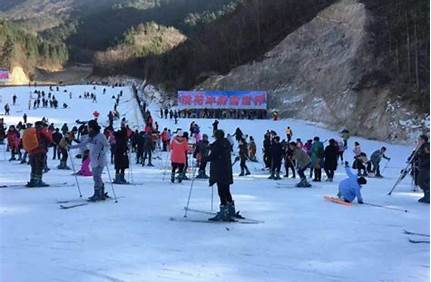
left=337, top=161, right=367, bottom=203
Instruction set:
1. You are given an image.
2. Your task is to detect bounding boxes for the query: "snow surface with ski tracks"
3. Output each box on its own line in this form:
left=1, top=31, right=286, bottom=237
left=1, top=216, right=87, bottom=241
left=0, top=85, right=429, bottom=282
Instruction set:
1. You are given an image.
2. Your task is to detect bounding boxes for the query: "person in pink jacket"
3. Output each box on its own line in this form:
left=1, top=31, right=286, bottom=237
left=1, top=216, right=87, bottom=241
left=170, top=130, right=188, bottom=183
left=75, top=150, right=92, bottom=176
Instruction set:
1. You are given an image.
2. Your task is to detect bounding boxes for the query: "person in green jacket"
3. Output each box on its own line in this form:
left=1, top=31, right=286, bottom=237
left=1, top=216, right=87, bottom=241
left=311, top=136, right=324, bottom=182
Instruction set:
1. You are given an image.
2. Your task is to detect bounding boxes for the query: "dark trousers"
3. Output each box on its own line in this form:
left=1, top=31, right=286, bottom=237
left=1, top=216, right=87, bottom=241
left=53, top=145, right=61, bottom=159
left=136, top=150, right=143, bottom=163
left=284, top=158, right=295, bottom=177
left=324, top=168, right=335, bottom=179
left=162, top=141, right=168, bottom=151
left=264, top=153, right=271, bottom=168
left=217, top=182, right=233, bottom=205
left=371, top=161, right=381, bottom=176
left=29, top=152, right=44, bottom=180
left=60, top=148, right=68, bottom=163
left=143, top=149, right=152, bottom=164
left=240, top=158, right=249, bottom=172
left=271, top=159, right=282, bottom=174
left=171, top=163, right=185, bottom=174
left=199, top=160, right=207, bottom=173
left=298, top=163, right=310, bottom=180
left=314, top=168, right=322, bottom=181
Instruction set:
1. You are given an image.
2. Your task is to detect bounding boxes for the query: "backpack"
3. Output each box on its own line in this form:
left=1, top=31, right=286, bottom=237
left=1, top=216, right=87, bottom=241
left=22, top=128, right=39, bottom=152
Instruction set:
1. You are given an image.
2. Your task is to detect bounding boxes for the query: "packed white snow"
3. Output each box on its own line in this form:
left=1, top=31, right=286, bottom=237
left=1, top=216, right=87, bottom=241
left=0, top=84, right=429, bottom=282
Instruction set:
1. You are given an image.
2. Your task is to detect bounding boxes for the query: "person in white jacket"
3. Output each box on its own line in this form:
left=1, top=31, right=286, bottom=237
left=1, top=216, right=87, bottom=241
left=70, top=120, right=110, bottom=201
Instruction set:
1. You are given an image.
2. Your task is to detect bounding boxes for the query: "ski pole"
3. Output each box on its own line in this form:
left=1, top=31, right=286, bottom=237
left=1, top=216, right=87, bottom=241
left=363, top=202, right=408, bottom=213
left=184, top=161, right=198, bottom=218
left=211, top=185, right=214, bottom=211
left=162, top=151, right=169, bottom=182
left=105, top=162, right=118, bottom=203
left=68, top=149, right=82, bottom=198
left=128, top=150, right=134, bottom=184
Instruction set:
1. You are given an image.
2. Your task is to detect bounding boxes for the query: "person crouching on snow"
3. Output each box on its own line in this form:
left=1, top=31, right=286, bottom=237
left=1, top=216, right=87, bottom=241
left=70, top=120, right=110, bottom=201
left=289, top=141, right=312, bottom=187
left=337, top=161, right=367, bottom=204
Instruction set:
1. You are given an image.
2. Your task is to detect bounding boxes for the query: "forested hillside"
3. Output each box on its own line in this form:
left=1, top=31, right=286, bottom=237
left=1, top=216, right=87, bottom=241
left=0, top=20, right=68, bottom=76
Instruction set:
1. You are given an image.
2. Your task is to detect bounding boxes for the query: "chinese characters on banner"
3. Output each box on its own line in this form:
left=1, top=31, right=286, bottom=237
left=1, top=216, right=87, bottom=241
left=0, top=68, right=9, bottom=80
left=177, top=91, right=267, bottom=110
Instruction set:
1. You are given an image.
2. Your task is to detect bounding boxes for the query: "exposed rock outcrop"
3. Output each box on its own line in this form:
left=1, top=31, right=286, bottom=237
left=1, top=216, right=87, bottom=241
left=199, top=0, right=428, bottom=142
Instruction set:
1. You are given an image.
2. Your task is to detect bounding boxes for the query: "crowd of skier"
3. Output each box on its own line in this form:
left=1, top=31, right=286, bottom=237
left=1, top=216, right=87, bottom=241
left=0, top=85, right=429, bottom=221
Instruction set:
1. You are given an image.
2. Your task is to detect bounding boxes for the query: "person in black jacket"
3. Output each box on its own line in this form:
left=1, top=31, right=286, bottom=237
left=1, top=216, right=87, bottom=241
left=416, top=135, right=430, bottom=203
left=263, top=132, right=271, bottom=169
left=113, top=128, right=129, bottom=184
left=52, top=128, right=62, bottom=160
left=283, top=140, right=296, bottom=178
left=142, top=132, right=153, bottom=166
left=194, top=134, right=210, bottom=178
left=238, top=138, right=251, bottom=176
left=212, top=120, right=219, bottom=135
left=207, top=130, right=240, bottom=221
left=135, top=131, right=145, bottom=164
left=323, top=139, right=338, bottom=182
left=269, top=136, right=283, bottom=180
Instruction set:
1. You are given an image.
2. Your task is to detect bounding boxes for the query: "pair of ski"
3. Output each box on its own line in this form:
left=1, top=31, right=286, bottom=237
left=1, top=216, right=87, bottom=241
left=404, top=230, right=430, bottom=244
left=174, top=207, right=264, bottom=224
left=276, top=182, right=312, bottom=189
left=57, top=195, right=123, bottom=209
left=0, top=182, right=74, bottom=189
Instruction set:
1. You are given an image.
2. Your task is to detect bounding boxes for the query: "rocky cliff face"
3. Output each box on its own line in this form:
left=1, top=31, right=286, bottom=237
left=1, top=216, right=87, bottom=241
left=199, top=0, right=428, bottom=143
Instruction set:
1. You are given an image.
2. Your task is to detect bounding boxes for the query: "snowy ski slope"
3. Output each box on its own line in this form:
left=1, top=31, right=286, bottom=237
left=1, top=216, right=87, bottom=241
left=0, top=85, right=429, bottom=282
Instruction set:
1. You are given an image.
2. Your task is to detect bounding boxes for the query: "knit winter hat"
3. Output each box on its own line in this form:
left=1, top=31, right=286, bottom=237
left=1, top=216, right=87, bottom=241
left=87, top=120, right=100, bottom=132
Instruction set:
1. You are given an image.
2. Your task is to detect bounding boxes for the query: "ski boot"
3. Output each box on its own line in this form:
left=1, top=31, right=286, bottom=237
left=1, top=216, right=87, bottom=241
left=88, top=187, right=105, bottom=202
left=26, top=179, right=39, bottom=187
left=120, top=173, right=129, bottom=184
left=209, top=205, right=232, bottom=221
left=37, top=180, right=50, bottom=187
left=268, top=172, right=274, bottom=180
left=418, top=191, right=430, bottom=204
left=227, top=201, right=244, bottom=219
left=245, top=169, right=251, bottom=176
left=170, top=172, right=175, bottom=183
left=181, top=173, right=189, bottom=181
left=274, top=172, right=282, bottom=180
left=196, top=171, right=205, bottom=179
left=113, top=173, right=122, bottom=184
left=177, top=173, right=183, bottom=183
left=296, top=178, right=311, bottom=188
left=147, top=163, right=154, bottom=167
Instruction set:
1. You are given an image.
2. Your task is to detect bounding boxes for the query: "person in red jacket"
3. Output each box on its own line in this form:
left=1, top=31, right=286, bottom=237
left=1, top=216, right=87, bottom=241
left=170, top=130, right=188, bottom=183
left=27, top=121, right=53, bottom=187
left=7, top=125, right=20, bottom=161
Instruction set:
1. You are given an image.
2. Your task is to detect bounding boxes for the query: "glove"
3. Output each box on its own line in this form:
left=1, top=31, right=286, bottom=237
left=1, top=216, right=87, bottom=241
left=234, top=156, right=240, bottom=162
left=358, top=200, right=364, bottom=204
left=344, top=161, right=349, bottom=167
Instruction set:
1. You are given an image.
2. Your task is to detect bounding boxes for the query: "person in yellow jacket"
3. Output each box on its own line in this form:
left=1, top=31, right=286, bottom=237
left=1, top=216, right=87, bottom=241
left=285, top=126, right=293, bottom=142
